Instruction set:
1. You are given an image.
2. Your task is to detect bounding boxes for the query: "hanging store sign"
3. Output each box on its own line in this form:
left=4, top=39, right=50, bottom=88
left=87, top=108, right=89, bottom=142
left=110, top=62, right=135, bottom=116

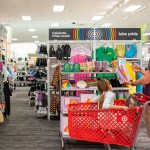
left=49, top=28, right=141, bottom=41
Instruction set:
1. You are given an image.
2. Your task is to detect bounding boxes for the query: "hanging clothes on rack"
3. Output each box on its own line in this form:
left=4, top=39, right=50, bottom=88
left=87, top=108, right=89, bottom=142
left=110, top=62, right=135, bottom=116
left=71, top=46, right=91, bottom=57
left=71, top=46, right=92, bottom=96
left=4, top=81, right=11, bottom=117
left=96, top=46, right=117, bottom=80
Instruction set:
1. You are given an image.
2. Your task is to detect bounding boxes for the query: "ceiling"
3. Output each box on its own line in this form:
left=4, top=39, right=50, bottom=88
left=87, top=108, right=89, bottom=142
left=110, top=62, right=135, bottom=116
left=0, top=0, right=150, bottom=43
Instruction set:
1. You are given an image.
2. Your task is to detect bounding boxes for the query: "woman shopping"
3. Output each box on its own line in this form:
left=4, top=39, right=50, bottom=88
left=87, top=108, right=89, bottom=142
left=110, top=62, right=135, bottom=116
left=130, top=59, right=150, bottom=96
left=130, top=59, right=150, bottom=138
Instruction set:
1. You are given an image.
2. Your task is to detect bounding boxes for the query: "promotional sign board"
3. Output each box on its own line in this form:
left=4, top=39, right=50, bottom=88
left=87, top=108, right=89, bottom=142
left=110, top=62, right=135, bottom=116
left=49, top=28, right=141, bottom=41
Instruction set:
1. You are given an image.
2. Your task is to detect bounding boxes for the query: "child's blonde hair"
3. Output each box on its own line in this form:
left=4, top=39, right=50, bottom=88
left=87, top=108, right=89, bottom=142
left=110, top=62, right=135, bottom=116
left=97, top=79, right=111, bottom=108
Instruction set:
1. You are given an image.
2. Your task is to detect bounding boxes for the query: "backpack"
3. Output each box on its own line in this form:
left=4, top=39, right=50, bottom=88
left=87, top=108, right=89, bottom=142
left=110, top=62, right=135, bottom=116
left=62, top=44, right=71, bottom=60
left=55, top=45, right=63, bottom=60
left=49, top=45, right=55, bottom=57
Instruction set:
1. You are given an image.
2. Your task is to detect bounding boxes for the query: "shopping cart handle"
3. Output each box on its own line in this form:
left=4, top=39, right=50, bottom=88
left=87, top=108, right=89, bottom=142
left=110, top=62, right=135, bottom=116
left=132, top=93, right=150, bottom=103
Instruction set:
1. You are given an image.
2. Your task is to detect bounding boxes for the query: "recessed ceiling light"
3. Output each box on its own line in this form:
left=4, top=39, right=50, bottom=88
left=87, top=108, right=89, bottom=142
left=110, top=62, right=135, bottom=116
left=124, top=5, right=141, bottom=12
left=12, top=38, right=18, bottom=41
left=32, top=36, right=38, bottom=38
left=35, top=41, right=39, bottom=43
left=123, top=0, right=129, bottom=4
left=119, top=4, right=123, bottom=7
left=28, top=29, right=35, bottom=32
left=53, top=5, right=65, bottom=12
left=51, top=23, right=59, bottom=27
left=143, top=33, right=150, bottom=36
left=22, top=16, right=31, bottom=21
left=91, top=16, right=104, bottom=21
left=101, top=23, right=112, bottom=27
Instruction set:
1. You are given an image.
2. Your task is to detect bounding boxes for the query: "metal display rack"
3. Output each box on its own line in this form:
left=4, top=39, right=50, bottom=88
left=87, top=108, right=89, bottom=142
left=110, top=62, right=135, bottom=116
left=0, top=24, right=8, bottom=116
left=47, top=41, right=93, bottom=120
left=46, top=27, right=144, bottom=149
left=28, top=46, right=48, bottom=116
left=58, top=41, right=142, bottom=149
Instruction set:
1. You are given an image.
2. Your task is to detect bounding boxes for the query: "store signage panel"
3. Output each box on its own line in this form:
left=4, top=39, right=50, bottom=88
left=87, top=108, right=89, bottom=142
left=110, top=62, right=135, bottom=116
left=116, top=28, right=141, bottom=40
left=49, top=28, right=141, bottom=41
left=49, top=29, right=73, bottom=41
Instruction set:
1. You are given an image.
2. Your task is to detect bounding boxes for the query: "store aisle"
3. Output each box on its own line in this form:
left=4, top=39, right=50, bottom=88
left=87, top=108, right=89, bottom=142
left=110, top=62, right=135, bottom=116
left=0, top=87, right=61, bottom=150
left=0, top=87, right=150, bottom=150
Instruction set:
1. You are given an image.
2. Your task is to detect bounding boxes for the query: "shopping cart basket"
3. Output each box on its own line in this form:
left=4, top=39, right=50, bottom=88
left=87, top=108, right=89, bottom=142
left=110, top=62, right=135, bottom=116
left=68, top=93, right=150, bottom=150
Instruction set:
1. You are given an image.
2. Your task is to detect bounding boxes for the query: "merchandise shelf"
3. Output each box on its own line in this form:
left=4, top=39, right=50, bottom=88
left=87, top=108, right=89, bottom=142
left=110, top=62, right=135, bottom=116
left=61, top=87, right=132, bottom=91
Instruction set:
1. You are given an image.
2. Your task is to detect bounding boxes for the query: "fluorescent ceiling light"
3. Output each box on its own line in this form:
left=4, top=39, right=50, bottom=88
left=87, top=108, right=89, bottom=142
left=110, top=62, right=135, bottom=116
left=12, top=38, right=18, bottom=41
left=101, top=23, right=112, bottom=27
left=122, top=16, right=129, bottom=21
left=91, top=16, right=104, bottom=21
left=22, top=16, right=31, bottom=21
left=53, top=5, right=65, bottom=12
left=51, top=23, right=59, bottom=27
left=35, top=41, right=39, bottom=43
left=133, top=6, right=146, bottom=15
left=124, top=5, right=141, bottom=12
left=28, top=29, right=35, bottom=32
left=32, top=36, right=38, bottom=38
left=143, top=33, right=150, bottom=36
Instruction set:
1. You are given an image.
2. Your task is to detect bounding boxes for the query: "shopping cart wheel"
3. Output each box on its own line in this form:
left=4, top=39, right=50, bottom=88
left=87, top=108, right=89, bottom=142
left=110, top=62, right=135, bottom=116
left=130, top=147, right=136, bottom=150
left=104, top=144, right=111, bottom=150
left=61, top=137, right=65, bottom=150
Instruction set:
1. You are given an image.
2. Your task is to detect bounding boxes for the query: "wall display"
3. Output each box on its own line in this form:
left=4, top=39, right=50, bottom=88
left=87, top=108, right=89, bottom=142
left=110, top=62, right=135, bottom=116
left=49, top=28, right=141, bottom=41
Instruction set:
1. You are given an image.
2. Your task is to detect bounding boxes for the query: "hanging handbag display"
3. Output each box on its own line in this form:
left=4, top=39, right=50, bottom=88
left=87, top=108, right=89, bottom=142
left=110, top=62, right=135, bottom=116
left=50, top=94, right=59, bottom=114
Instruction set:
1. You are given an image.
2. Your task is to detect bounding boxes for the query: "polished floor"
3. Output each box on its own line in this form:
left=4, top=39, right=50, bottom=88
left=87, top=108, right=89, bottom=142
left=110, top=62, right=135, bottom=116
left=0, top=87, right=150, bottom=150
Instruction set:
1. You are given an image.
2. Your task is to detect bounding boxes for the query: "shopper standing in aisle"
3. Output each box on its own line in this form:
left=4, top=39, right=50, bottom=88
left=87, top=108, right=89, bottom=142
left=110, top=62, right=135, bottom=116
left=130, top=59, right=150, bottom=138
left=130, top=59, right=150, bottom=96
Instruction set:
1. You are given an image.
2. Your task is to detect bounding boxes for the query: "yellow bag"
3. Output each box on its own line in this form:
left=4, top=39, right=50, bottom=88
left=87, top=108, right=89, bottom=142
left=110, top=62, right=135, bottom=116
left=116, top=44, right=125, bottom=57
left=125, top=62, right=136, bottom=80
left=0, top=109, right=4, bottom=123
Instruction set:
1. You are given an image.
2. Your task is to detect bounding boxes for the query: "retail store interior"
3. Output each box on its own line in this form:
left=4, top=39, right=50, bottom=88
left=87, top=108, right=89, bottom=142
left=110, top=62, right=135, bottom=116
left=0, top=0, right=150, bottom=150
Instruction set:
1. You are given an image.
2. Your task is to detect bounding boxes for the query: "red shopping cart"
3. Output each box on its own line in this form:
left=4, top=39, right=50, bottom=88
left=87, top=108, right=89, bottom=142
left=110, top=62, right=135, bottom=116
left=68, top=93, right=150, bottom=150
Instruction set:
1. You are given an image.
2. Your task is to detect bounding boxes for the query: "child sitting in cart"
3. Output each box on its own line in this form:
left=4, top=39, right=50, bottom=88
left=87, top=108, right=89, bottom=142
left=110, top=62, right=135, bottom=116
left=93, top=79, right=128, bottom=110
